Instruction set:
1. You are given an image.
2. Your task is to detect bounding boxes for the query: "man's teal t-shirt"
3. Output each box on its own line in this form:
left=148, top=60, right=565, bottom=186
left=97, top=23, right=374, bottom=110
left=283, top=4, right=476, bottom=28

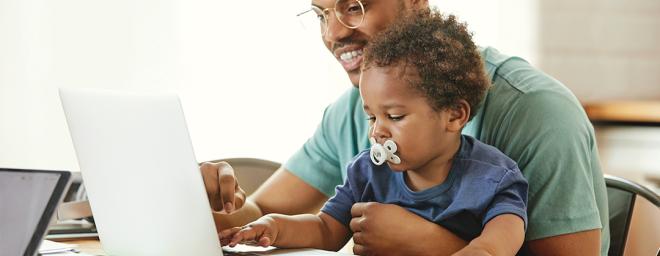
left=284, top=47, right=609, bottom=255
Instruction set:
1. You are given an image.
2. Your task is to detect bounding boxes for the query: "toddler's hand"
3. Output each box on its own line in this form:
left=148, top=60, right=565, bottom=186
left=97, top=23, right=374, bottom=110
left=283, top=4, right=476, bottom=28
left=219, top=216, right=278, bottom=248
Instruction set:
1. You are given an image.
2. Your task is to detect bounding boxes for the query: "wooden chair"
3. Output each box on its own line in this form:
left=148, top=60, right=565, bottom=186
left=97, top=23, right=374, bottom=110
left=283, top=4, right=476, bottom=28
left=206, top=158, right=281, bottom=196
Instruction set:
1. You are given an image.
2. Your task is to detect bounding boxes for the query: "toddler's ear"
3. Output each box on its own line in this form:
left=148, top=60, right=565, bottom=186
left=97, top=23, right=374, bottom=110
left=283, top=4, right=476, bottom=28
left=447, top=100, right=470, bottom=132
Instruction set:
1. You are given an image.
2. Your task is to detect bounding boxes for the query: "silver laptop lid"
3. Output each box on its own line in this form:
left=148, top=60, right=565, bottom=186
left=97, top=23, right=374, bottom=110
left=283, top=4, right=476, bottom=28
left=59, top=88, right=222, bottom=256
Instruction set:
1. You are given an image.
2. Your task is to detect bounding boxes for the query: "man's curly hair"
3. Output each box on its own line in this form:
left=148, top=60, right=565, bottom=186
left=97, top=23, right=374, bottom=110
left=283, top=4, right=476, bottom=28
left=362, top=9, right=488, bottom=119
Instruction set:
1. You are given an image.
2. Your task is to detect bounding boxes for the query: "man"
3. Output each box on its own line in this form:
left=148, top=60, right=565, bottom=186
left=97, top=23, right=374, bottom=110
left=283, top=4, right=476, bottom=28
left=201, top=0, right=609, bottom=255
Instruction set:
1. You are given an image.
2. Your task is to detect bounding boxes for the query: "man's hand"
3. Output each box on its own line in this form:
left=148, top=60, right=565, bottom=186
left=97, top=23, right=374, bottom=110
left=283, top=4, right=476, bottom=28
left=350, top=202, right=467, bottom=256
left=200, top=161, right=246, bottom=214
left=202, top=166, right=327, bottom=233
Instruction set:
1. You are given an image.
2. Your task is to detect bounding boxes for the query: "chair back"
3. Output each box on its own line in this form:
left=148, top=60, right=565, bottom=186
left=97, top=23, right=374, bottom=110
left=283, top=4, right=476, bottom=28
left=605, top=174, right=660, bottom=256
left=208, top=158, right=280, bottom=196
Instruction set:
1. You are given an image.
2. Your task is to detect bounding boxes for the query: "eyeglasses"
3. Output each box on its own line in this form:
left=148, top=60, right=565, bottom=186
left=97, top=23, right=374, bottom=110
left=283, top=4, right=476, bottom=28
left=296, top=0, right=365, bottom=36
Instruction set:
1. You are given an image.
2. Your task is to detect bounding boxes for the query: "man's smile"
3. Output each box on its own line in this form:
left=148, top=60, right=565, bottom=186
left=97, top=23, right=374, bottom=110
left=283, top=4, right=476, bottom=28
left=335, top=46, right=365, bottom=72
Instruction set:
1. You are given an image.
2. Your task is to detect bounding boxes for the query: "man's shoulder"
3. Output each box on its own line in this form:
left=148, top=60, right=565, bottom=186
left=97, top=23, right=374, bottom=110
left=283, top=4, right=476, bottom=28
left=476, top=49, right=595, bottom=159
left=482, top=47, right=579, bottom=101
left=479, top=47, right=588, bottom=128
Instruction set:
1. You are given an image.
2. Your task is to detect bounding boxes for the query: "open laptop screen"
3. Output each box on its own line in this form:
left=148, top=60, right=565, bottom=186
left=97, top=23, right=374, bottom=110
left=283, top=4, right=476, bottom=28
left=0, top=169, right=70, bottom=256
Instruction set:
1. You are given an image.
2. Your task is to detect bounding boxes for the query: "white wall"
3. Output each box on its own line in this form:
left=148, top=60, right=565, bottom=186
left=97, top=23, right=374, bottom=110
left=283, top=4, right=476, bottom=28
left=432, top=0, right=539, bottom=65
left=0, top=0, right=538, bottom=172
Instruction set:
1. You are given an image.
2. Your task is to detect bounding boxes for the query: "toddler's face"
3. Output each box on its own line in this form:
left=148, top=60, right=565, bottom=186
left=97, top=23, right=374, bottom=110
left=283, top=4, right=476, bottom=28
left=359, top=64, right=458, bottom=172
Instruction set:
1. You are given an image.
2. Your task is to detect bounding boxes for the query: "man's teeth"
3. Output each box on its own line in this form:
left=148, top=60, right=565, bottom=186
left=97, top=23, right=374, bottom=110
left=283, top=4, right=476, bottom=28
left=340, top=49, right=363, bottom=61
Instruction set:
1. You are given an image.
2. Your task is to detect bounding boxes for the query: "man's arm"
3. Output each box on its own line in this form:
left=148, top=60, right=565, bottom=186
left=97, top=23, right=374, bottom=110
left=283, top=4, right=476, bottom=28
left=348, top=203, right=601, bottom=256
left=211, top=167, right=329, bottom=229
left=527, top=229, right=601, bottom=256
left=252, top=167, right=329, bottom=215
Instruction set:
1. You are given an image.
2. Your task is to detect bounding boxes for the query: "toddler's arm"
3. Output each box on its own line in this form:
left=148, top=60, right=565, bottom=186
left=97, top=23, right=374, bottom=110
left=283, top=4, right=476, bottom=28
left=220, top=212, right=351, bottom=251
left=453, top=214, right=525, bottom=256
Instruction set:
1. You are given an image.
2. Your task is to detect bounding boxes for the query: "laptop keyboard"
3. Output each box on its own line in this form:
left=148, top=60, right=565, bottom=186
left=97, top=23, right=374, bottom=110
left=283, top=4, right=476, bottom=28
left=222, top=250, right=262, bottom=256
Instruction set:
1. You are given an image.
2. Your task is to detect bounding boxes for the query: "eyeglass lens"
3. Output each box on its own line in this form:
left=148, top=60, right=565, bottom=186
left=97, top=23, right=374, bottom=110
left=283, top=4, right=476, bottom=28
left=303, top=0, right=364, bottom=35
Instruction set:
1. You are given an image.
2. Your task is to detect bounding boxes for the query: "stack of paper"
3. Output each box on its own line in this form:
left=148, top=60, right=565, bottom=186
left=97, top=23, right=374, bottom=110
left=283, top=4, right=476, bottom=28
left=38, top=240, right=78, bottom=254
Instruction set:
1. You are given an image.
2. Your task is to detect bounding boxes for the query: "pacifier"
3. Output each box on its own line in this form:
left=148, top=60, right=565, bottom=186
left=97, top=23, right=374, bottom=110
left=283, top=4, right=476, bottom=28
left=369, top=137, right=401, bottom=165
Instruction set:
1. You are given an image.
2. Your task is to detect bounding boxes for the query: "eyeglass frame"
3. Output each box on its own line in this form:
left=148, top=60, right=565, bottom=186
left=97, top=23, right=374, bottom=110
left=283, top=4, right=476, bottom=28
left=296, top=0, right=366, bottom=36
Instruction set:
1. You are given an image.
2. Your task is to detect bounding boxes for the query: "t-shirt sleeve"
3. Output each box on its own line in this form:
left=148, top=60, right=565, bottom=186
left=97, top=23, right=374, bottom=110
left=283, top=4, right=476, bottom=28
left=284, top=106, right=344, bottom=197
left=320, top=167, right=359, bottom=228
left=496, top=90, right=603, bottom=240
left=483, top=168, right=529, bottom=229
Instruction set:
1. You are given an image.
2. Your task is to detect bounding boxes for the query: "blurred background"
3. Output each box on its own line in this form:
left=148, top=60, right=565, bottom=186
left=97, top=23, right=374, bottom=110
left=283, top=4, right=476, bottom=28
left=1, top=0, right=658, bottom=254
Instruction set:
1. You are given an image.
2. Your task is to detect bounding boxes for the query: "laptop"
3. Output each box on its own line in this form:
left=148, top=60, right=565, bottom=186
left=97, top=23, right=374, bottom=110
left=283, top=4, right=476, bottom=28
left=0, top=168, right=71, bottom=256
left=59, top=88, right=347, bottom=256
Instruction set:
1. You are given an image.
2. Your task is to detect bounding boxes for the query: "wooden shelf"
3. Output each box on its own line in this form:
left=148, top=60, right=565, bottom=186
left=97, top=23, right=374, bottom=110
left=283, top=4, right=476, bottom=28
left=584, top=101, right=660, bottom=125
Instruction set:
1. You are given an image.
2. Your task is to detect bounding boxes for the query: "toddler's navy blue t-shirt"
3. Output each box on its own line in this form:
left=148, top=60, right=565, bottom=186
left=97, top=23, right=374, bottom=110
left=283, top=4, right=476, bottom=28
left=321, top=135, right=528, bottom=241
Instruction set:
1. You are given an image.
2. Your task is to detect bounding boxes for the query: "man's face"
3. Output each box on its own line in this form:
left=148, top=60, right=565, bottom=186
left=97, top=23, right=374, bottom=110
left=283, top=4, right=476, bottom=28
left=312, top=0, right=421, bottom=86
left=360, top=64, right=456, bottom=172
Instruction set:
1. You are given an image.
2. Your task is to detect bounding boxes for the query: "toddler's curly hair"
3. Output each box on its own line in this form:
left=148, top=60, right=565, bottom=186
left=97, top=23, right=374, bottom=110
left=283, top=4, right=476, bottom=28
left=363, top=9, right=489, bottom=119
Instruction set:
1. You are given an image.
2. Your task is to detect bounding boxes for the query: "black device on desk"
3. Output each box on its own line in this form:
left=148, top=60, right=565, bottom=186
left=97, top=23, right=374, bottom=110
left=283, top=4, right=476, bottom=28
left=0, top=168, right=71, bottom=256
